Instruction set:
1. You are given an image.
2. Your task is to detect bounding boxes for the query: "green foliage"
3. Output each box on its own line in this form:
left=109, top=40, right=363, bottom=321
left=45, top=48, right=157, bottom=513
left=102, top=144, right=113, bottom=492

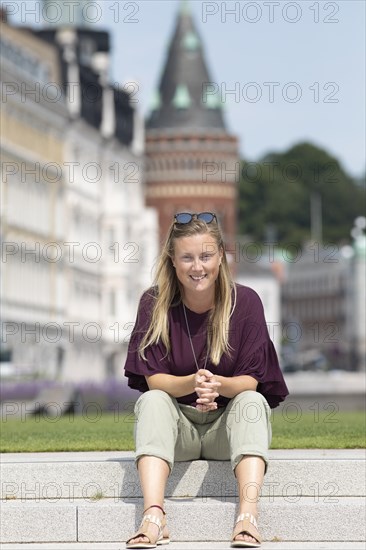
left=238, top=142, right=366, bottom=247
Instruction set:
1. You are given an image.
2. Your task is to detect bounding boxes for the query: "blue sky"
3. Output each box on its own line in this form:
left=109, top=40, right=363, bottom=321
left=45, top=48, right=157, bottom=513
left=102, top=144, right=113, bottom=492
left=3, top=0, right=365, bottom=177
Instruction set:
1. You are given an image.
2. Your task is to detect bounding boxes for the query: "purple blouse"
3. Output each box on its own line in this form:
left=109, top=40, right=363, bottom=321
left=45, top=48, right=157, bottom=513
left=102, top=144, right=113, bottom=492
left=124, top=283, right=289, bottom=408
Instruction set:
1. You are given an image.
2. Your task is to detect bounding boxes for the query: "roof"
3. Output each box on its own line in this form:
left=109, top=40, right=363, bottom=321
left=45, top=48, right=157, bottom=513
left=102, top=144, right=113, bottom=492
left=33, top=28, right=134, bottom=145
left=147, top=0, right=226, bottom=131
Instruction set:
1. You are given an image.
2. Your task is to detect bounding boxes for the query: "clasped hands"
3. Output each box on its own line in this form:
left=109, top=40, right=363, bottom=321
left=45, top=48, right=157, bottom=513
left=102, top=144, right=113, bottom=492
left=194, top=369, right=221, bottom=412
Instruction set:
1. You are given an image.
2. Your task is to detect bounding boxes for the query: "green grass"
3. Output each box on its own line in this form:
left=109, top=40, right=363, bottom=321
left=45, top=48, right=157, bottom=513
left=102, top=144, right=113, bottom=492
left=0, top=411, right=135, bottom=453
left=270, top=410, right=365, bottom=449
left=0, top=411, right=364, bottom=453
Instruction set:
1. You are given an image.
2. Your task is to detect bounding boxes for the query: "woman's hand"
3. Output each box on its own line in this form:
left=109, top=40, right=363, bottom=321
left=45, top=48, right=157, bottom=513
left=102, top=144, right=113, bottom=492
left=194, top=369, right=221, bottom=411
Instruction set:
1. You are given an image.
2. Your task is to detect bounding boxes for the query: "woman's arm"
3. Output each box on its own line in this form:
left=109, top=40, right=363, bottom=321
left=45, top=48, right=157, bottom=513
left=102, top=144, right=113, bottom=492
left=145, top=370, right=223, bottom=401
left=146, top=372, right=257, bottom=404
left=145, top=373, right=196, bottom=398
left=215, top=374, right=258, bottom=399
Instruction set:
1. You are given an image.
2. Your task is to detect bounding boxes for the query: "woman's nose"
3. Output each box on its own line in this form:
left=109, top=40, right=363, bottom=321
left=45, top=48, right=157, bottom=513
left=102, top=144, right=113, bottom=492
left=192, top=257, right=203, bottom=270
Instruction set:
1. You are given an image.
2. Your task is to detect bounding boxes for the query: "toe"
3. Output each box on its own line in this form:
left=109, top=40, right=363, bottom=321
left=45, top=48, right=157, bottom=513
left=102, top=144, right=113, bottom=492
left=235, top=532, right=257, bottom=543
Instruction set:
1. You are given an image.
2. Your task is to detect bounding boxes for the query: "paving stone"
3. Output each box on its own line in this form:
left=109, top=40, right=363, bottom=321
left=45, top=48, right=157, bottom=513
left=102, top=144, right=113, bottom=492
left=0, top=501, right=76, bottom=543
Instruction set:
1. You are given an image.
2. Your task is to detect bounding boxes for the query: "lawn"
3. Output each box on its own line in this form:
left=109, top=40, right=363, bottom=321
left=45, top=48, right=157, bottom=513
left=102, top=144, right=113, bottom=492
left=0, top=410, right=365, bottom=452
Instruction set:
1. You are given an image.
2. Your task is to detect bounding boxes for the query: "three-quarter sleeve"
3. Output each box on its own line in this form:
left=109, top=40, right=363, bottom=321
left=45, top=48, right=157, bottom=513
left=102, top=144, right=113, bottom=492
left=234, top=340, right=288, bottom=408
left=231, top=286, right=289, bottom=408
left=124, top=289, right=171, bottom=393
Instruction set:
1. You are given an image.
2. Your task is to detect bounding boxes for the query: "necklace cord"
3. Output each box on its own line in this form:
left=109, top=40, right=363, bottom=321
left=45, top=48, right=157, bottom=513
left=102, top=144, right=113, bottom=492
left=182, top=303, right=209, bottom=371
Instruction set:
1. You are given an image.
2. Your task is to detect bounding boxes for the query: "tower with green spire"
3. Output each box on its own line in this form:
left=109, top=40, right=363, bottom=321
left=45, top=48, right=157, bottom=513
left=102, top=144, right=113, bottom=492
left=145, top=1, right=239, bottom=252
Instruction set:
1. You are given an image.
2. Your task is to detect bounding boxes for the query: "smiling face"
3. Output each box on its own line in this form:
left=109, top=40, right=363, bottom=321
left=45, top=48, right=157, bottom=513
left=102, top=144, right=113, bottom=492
left=172, top=233, right=223, bottom=306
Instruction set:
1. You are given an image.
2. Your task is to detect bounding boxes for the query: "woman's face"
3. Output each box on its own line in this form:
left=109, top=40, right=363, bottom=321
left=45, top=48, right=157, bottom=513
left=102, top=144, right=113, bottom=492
left=172, top=233, right=223, bottom=300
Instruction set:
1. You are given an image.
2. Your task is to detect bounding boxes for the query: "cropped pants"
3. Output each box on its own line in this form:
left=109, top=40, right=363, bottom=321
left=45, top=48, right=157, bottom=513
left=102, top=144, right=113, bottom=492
left=133, top=389, right=272, bottom=476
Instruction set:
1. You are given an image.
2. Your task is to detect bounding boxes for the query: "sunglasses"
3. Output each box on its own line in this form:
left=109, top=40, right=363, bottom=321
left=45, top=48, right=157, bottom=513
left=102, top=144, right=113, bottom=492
left=174, top=212, right=217, bottom=225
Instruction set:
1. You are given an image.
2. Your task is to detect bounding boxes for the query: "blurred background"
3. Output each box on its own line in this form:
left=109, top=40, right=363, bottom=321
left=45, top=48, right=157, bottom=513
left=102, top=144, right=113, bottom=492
left=1, top=0, right=365, bottom=414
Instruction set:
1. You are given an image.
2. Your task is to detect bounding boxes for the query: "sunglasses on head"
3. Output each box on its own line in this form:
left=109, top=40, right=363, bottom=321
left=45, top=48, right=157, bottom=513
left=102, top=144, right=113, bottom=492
left=174, top=212, right=217, bottom=225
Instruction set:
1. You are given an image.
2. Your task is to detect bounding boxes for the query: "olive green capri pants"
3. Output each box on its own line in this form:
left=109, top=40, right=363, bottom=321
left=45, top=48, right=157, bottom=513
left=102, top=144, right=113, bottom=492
left=133, top=389, right=272, bottom=476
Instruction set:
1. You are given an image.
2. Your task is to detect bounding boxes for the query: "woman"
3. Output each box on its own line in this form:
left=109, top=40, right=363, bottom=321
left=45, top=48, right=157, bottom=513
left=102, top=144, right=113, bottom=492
left=124, top=212, right=289, bottom=548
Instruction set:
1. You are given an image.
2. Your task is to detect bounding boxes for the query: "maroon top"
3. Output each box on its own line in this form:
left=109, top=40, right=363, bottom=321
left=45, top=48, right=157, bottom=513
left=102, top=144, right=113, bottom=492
left=124, top=283, right=289, bottom=408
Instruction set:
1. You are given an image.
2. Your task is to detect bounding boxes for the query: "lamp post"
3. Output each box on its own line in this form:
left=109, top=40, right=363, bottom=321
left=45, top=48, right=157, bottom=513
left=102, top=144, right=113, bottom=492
left=350, top=217, right=366, bottom=371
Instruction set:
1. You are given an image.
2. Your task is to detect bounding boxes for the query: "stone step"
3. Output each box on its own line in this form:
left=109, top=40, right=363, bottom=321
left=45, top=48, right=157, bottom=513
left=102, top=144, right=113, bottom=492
left=1, top=450, right=365, bottom=544
left=1, top=497, right=365, bottom=543
left=1, top=450, right=365, bottom=500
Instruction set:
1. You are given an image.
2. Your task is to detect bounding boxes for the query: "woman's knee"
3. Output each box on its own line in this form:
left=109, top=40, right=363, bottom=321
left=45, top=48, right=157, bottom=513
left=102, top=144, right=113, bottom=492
left=228, top=390, right=271, bottom=425
left=233, top=390, right=270, bottom=410
left=134, top=389, right=177, bottom=416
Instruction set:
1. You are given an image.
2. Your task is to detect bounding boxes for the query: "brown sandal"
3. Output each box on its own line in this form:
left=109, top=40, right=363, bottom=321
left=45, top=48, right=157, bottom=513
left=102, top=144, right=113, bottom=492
left=126, top=505, right=170, bottom=549
left=231, top=512, right=261, bottom=548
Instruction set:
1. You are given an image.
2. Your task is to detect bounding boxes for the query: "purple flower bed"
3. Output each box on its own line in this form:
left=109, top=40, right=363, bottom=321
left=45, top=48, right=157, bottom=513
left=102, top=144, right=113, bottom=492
left=0, top=380, right=57, bottom=402
left=0, top=378, right=140, bottom=413
left=75, top=379, right=139, bottom=413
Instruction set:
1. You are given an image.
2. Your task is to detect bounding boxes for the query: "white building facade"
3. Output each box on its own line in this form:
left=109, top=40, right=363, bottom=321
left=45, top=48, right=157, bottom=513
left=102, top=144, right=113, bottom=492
left=0, top=17, right=158, bottom=383
left=235, top=260, right=281, bottom=355
left=281, top=240, right=366, bottom=371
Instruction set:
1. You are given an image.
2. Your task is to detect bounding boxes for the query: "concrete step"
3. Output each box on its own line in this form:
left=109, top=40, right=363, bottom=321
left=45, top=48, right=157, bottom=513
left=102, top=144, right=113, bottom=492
left=1, top=450, right=364, bottom=499
left=1, top=497, right=365, bottom=543
left=1, top=450, right=365, bottom=544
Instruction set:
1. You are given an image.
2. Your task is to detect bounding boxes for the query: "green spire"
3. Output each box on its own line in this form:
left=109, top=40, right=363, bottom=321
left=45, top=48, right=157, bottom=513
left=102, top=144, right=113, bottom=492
left=146, top=0, right=226, bottom=130
left=172, top=84, right=191, bottom=109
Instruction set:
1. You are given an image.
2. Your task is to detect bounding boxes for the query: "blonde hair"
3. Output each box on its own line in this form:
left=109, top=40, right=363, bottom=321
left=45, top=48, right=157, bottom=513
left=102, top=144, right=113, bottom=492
left=138, top=218, right=237, bottom=365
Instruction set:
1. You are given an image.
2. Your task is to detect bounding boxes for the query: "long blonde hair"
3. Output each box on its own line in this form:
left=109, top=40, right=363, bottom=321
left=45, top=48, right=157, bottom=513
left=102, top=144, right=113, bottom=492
left=138, top=218, right=237, bottom=365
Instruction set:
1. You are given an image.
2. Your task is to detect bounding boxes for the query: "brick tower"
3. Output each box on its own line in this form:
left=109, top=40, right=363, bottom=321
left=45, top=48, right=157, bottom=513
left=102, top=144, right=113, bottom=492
left=145, top=1, right=239, bottom=251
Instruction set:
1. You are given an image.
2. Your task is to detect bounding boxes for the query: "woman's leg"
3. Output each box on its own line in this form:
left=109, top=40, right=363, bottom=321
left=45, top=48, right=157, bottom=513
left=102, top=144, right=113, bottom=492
left=233, top=455, right=265, bottom=544
left=128, top=390, right=177, bottom=546
left=128, top=390, right=201, bottom=546
left=229, top=391, right=271, bottom=545
left=200, top=390, right=271, bottom=545
left=128, top=455, right=170, bottom=546
left=138, top=455, right=170, bottom=512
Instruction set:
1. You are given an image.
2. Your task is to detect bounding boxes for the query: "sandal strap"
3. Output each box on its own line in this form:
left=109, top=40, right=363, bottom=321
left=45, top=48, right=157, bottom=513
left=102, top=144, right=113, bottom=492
left=232, top=513, right=261, bottom=544
left=126, top=514, right=163, bottom=545
left=143, top=504, right=166, bottom=515
left=235, top=513, right=258, bottom=528
left=140, top=514, right=163, bottom=529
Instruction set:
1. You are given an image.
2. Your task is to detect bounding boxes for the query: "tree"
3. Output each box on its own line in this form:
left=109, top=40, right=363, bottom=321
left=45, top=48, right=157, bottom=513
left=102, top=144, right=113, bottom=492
left=238, top=142, right=366, bottom=248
